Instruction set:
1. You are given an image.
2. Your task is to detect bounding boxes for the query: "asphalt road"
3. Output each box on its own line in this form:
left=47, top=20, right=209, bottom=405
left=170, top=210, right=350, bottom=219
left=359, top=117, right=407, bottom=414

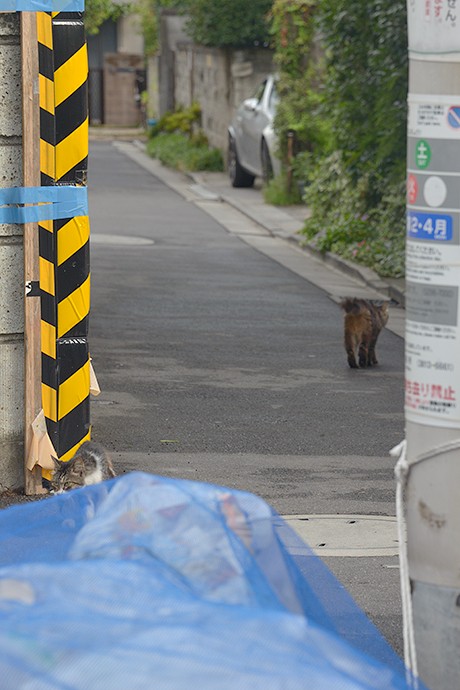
left=88, top=140, right=406, bottom=660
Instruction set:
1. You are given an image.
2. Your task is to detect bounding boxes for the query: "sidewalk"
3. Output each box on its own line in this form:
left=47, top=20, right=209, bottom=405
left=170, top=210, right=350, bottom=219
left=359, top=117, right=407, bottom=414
left=89, top=126, right=148, bottom=142
left=189, top=170, right=406, bottom=308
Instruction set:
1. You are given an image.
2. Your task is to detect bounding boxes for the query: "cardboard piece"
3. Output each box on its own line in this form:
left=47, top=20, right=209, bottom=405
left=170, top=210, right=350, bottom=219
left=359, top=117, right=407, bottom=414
left=27, top=410, right=57, bottom=471
left=89, top=358, right=101, bottom=396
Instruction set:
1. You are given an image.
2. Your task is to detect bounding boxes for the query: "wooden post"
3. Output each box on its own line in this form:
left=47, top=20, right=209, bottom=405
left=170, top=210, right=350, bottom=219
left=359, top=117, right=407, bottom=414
left=21, top=13, right=44, bottom=495
left=286, top=130, right=294, bottom=194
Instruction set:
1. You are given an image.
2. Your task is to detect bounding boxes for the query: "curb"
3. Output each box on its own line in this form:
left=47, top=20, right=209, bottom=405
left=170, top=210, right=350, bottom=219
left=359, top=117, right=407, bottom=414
left=89, top=127, right=148, bottom=142
left=189, top=173, right=406, bottom=308
left=296, top=243, right=406, bottom=308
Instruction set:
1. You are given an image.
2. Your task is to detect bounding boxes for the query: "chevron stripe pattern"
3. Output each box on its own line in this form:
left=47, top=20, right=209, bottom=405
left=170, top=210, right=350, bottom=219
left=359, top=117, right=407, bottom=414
left=38, top=11, right=91, bottom=463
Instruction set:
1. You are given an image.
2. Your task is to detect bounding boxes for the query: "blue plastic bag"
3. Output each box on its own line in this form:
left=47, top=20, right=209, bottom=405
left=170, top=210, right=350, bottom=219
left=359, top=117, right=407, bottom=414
left=0, top=472, right=417, bottom=689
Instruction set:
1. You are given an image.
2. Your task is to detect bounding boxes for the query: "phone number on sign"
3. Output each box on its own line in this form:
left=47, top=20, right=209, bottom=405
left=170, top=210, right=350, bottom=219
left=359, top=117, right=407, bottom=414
left=407, top=211, right=453, bottom=241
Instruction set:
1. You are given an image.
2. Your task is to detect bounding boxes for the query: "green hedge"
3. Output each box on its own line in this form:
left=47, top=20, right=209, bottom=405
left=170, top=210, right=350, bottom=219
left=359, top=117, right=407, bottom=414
left=270, top=0, right=408, bottom=278
left=183, top=0, right=272, bottom=48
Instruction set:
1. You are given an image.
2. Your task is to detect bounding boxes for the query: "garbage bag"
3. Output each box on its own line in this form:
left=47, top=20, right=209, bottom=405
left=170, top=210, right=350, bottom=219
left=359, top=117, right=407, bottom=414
left=0, top=472, right=416, bottom=689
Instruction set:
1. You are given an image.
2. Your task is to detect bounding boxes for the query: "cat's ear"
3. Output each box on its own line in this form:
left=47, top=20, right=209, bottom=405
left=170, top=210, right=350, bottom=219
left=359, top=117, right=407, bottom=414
left=51, top=455, right=61, bottom=469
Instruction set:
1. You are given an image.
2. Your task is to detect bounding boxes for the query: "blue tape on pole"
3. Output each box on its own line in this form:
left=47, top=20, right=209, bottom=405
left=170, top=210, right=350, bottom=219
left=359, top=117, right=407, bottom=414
left=0, top=186, right=88, bottom=224
left=0, top=0, right=84, bottom=9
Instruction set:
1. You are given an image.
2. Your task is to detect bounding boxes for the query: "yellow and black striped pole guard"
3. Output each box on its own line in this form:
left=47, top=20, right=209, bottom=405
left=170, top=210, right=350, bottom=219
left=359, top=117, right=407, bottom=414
left=37, top=11, right=91, bottom=463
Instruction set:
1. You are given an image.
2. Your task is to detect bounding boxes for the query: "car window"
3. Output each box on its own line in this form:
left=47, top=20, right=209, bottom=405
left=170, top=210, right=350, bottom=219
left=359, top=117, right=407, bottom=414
left=268, top=83, right=278, bottom=116
left=253, top=81, right=267, bottom=103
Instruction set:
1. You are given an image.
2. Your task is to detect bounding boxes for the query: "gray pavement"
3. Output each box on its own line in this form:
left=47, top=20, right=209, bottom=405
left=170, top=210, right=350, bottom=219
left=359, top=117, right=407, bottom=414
left=121, top=140, right=406, bottom=338
left=86, top=138, right=407, bottom=661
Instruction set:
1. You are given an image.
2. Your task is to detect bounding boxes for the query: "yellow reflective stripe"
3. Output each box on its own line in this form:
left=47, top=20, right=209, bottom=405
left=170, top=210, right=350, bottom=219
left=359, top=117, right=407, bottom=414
left=39, top=75, right=55, bottom=114
left=54, top=45, right=88, bottom=107
left=39, top=256, right=55, bottom=296
left=41, top=320, right=56, bottom=360
left=55, top=118, right=88, bottom=180
left=37, top=13, right=52, bottom=49
left=42, top=383, right=57, bottom=422
left=40, top=139, right=55, bottom=180
left=59, top=433, right=91, bottom=463
left=58, top=360, right=90, bottom=419
left=57, top=275, right=90, bottom=337
left=57, top=216, right=90, bottom=266
left=39, top=218, right=53, bottom=233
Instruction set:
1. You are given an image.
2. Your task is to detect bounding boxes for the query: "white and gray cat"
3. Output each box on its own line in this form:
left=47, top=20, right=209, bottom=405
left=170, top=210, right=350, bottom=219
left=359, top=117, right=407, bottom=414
left=51, top=441, right=116, bottom=493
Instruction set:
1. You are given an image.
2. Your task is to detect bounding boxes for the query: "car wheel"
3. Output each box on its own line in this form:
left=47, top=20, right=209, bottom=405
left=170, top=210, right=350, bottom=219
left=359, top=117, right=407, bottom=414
left=261, top=139, right=274, bottom=184
left=228, top=138, right=255, bottom=188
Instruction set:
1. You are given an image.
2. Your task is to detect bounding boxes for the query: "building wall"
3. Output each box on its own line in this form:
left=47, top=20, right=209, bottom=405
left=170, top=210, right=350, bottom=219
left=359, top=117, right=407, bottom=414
left=117, top=14, right=143, bottom=55
left=173, top=45, right=274, bottom=153
left=0, top=13, right=25, bottom=489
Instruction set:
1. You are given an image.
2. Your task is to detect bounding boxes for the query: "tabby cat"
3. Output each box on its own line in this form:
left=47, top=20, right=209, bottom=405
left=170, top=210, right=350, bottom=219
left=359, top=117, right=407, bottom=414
left=340, top=298, right=389, bottom=368
left=51, top=441, right=116, bottom=493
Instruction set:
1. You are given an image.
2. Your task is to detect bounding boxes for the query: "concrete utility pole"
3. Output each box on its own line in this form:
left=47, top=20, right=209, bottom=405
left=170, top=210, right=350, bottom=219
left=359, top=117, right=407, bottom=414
left=0, top=14, right=25, bottom=489
left=405, top=3, right=460, bottom=689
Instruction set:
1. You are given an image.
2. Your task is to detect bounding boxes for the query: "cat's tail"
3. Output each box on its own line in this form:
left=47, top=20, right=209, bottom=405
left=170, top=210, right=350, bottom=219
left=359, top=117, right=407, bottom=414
left=340, top=297, right=366, bottom=315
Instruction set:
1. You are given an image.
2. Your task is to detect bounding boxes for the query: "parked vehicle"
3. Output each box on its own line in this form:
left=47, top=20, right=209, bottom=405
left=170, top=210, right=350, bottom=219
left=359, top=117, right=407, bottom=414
left=228, top=75, right=280, bottom=188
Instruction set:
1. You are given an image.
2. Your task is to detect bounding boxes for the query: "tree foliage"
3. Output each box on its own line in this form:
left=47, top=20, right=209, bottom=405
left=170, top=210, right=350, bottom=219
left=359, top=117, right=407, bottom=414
left=134, top=0, right=182, bottom=55
left=182, top=0, right=272, bottom=48
left=269, top=0, right=329, bottom=165
left=270, top=0, right=408, bottom=277
left=319, top=0, right=408, bottom=187
left=84, top=0, right=130, bottom=35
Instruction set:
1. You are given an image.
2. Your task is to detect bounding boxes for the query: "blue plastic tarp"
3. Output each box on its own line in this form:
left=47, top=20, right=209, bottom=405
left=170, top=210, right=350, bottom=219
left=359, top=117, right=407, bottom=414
left=0, top=472, right=417, bottom=689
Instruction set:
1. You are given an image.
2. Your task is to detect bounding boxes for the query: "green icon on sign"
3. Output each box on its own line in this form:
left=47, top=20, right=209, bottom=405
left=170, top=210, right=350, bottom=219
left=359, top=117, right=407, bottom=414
left=415, top=139, right=431, bottom=169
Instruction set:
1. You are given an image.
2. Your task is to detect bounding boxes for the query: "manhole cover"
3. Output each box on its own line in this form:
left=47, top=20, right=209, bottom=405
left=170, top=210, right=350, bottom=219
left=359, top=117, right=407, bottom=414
left=91, top=234, right=154, bottom=246
left=281, top=514, right=399, bottom=557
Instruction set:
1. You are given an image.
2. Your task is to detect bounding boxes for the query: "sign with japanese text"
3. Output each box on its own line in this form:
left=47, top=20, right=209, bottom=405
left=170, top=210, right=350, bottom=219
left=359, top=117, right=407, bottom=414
left=408, top=0, right=460, bottom=57
left=406, top=93, right=460, bottom=427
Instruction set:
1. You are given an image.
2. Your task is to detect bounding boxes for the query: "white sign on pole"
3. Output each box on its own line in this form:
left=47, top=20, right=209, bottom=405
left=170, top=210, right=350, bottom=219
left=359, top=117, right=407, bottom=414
left=406, top=93, right=460, bottom=427
left=407, top=0, right=460, bottom=57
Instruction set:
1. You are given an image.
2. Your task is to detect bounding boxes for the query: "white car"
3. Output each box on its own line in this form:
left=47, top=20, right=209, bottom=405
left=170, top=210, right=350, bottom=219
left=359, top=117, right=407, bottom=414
left=228, top=75, right=280, bottom=188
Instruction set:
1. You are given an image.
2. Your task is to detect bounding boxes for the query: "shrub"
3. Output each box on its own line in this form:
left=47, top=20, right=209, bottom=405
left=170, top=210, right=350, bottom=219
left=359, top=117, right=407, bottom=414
left=263, top=172, right=303, bottom=206
left=303, top=153, right=405, bottom=278
left=149, top=103, right=202, bottom=139
left=147, top=132, right=223, bottom=172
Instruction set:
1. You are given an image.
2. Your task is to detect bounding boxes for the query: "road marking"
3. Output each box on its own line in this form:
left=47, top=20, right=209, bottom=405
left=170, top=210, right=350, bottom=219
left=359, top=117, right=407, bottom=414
left=91, top=234, right=154, bottom=246
left=282, top=514, right=399, bottom=557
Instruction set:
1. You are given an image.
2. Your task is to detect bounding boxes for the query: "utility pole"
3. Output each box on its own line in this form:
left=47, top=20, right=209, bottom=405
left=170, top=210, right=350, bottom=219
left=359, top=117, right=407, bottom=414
left=405, top=3, right=460, bottom=688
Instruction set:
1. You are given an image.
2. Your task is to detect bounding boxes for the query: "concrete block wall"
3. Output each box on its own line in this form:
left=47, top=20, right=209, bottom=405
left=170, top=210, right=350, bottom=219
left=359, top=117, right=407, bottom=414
left=173, top=45, right=273, bottom=153
left=0, top=13, right=25, bottom=489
